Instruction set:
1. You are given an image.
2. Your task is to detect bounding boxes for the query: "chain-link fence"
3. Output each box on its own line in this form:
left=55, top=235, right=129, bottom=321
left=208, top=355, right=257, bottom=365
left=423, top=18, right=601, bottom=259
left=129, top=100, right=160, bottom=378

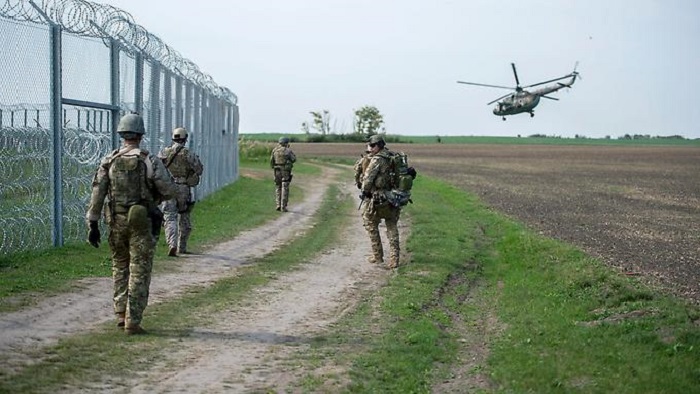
left=1, top=0, right=239, bottom=256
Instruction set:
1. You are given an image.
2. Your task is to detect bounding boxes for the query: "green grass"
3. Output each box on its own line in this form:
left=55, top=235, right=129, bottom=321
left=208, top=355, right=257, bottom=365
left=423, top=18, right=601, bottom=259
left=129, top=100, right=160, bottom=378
left=288, top=173, right=700, bottom=393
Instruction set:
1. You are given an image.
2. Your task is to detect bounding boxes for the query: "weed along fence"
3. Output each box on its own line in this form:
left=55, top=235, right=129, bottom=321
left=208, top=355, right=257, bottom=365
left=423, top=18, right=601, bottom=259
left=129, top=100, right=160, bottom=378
left=0, top=0, right=239, bottom=256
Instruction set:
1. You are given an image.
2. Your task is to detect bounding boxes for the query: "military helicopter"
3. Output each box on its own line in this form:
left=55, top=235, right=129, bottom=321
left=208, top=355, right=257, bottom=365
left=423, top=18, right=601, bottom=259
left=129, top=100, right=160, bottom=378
left=457, top=62, right=579, bottom=120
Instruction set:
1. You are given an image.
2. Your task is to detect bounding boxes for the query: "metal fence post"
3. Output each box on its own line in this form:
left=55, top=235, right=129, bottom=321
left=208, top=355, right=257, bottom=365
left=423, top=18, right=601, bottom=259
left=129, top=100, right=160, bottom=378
left=110, top=39, right=120, bottom=150
left=50, top=22, right=64, bottom=247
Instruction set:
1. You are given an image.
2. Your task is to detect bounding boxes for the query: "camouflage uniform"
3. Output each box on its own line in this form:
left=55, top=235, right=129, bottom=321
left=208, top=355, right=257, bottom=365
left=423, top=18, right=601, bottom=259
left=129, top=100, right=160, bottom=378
left=353, top=151, right=371, bottom=189
left=361, top=143, right=401, bottom=269
left=158, top=138, right=204, bottom=255
left=270, top=137, right=297, bottom=211
left=86, top=115, right=176, bottom=332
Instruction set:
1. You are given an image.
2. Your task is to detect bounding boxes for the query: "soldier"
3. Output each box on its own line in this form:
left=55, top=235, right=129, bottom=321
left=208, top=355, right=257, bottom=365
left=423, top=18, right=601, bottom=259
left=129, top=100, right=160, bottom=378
left=86, top=113, right=177, bottom=335
left=157, top=127, right=204, bottom=257
left=360, top=135, right=401, bottom=269
left=270, top=136, right=297, bottom=212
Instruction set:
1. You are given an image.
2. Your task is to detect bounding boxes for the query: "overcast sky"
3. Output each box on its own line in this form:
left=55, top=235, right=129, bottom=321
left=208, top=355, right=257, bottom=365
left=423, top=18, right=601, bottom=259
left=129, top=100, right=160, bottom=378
left=98, top=0, right=699, bottom=138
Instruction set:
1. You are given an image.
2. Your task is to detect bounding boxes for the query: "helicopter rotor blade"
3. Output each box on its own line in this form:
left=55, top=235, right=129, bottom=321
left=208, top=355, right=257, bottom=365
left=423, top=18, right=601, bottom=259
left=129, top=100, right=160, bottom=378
left=540, top=95, right=559, bottom=101
left=456, top=81, right=514, bottom=90
left=487, top=92, right=514, bottom=106
left=523, top=73, right=576, bottom=89
left=511, top=63, right=521, bottom=87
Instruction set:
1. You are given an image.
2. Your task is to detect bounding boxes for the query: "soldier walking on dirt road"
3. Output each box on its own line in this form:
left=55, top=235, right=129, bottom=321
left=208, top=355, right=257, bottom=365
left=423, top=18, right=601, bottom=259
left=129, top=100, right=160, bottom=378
left=270, top=137, right=297, bottom=212
left=86, top=113, right=177, bottom=335
left=359, top=135, right=402, bottom=269
left=158, top=127, right=204, bottom=257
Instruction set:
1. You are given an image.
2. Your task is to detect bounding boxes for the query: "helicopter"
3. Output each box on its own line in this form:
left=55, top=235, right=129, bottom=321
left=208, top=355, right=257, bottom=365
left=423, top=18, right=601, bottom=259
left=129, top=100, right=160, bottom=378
left=457, top=62, right=579, bottom=120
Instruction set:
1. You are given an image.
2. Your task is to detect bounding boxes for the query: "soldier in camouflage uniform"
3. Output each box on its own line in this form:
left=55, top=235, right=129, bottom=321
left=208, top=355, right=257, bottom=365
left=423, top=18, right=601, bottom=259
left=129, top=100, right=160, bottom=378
left=270, top=137, right=297, bottom=212
left=158, top=127, right=204, bottom=257
left=360, top=135, right=402, bottom=269
left=86, top=113, right=177, bottom=335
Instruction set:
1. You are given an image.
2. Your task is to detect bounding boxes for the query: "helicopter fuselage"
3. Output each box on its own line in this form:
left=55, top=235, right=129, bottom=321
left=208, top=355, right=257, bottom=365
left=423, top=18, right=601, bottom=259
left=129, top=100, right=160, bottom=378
left=493, top=92, right=540, bottom=116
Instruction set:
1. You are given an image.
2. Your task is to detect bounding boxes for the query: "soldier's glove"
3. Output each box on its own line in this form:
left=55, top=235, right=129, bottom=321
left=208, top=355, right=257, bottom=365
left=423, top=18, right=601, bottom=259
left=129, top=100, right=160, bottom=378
left=88, top=221, right=100, bottom=248
left=362, top=191, right=372, bottom=199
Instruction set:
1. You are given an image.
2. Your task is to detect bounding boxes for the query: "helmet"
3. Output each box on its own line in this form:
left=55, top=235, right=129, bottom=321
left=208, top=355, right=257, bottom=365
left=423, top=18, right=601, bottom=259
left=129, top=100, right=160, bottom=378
left=368, top=134, right=385, bottom=145
left=172, top=127, right=188, bottom=140
left=117, top=114, right=145, bottom=135
left=278, top=137, right=290, bottom=144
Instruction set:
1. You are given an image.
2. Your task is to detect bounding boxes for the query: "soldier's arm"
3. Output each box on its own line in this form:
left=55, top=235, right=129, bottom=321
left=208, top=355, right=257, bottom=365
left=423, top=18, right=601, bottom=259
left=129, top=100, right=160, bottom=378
left=185, top=150, right=204, bottom=175
left=287, top=149, right=297, bottom=163
left=151, top=157, right=178, bottom=201
left=192, top=152, right=204, bottom=175
left=361, top=157, right=381, bottom=194
left=85, top=158, right=111, bottom=222
left=157, top=146, right=168, bottom=160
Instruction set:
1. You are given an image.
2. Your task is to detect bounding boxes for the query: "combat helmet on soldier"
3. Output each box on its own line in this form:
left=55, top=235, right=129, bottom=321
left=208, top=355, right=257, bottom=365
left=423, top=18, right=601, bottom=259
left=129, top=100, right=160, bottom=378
left=278, top=136, right=290, bottom=146
left=172, top=127, right=188, bottom=141
left=368, top=134, right=385, bottom=148
left=117, top=113, right=145, bottom=138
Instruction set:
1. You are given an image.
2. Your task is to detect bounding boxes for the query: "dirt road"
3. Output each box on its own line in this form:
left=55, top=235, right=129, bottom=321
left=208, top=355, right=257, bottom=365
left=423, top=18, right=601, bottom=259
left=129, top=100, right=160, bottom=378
left=0, top=165, right=402, bottom=391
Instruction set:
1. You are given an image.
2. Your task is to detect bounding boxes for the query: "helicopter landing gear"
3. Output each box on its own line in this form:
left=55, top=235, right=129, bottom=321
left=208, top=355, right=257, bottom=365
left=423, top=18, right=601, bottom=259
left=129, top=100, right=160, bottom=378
left=502, top=117, right=507, bottom=121
left=530, top=112, right=535, bottom=118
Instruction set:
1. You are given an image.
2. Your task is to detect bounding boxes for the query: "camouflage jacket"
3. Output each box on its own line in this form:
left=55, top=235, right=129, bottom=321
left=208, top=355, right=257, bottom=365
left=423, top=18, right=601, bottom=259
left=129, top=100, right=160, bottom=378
left=157, top=142, right=204, bottom=185
left=361, top=148, right=394, bottom=195
left=354, top=153, right=371, bottom=188
left=270, top=145, right=297, bottom=170
left=86, top=145, right=177, bottom=222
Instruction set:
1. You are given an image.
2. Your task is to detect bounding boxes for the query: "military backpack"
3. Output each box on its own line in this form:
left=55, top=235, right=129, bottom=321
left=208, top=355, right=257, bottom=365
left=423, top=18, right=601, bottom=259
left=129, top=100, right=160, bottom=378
left=386, top=151, right=417, bottom=208
left=107, top=149, right=153, bottom=214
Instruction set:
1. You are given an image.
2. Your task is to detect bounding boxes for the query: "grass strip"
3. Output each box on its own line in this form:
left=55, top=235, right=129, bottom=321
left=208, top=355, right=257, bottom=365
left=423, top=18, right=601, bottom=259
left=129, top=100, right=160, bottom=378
left=293, top=174, right=700, bottom=393
left=0, top=173, right=350, bottom=393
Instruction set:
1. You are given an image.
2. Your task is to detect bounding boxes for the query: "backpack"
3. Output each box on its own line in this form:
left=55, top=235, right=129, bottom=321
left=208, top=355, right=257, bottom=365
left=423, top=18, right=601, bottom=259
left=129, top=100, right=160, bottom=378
left=164, top=146, right=203, bottom=187
left=386, top=151, right=417, bottom=208
left=108, top=150, right=152, bottom=214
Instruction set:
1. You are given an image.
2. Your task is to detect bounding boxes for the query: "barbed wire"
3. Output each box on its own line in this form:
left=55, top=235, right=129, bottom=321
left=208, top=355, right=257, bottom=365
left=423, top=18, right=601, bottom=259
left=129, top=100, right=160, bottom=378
left=0, top=0, right=237, bottom=105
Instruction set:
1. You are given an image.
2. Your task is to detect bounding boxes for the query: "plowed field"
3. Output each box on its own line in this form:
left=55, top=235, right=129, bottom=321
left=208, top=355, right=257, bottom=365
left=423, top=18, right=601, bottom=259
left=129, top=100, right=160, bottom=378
left=294, top=142, right=700, bottom=303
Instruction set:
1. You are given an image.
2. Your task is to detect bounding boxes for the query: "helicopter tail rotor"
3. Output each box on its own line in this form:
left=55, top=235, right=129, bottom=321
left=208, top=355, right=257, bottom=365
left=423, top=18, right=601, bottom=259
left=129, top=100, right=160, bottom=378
left=573, top=61, right=582, bottom=81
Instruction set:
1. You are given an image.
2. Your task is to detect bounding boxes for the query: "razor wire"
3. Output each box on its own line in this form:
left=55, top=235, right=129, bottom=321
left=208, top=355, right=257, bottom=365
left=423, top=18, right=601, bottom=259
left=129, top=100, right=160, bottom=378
left=1, top=0, right=239, bottom=256
left=1, top=0, right=237, bottom=104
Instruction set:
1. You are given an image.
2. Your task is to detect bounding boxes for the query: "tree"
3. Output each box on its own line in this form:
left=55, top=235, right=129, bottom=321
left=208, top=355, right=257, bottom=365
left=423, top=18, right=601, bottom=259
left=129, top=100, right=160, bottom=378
left=310, top=110, right=331, bottom=135
left=354, top=105, right=384, bottom=137
left=301, top=121, right=310, bottom=135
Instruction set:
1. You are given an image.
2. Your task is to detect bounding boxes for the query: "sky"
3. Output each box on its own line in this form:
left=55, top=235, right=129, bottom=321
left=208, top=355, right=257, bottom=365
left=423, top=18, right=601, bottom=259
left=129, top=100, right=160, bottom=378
left=97, top=0, right=700, bottom=138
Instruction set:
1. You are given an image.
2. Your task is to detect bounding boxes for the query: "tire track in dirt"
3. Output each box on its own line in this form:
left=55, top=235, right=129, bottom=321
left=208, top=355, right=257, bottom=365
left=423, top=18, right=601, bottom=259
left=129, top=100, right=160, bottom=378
left=0, top=165, right=340, bottom=372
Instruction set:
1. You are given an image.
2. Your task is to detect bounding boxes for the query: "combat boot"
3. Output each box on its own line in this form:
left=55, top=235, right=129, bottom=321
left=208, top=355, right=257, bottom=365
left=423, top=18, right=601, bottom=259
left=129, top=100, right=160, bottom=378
left=116, top=312, right=125, bottom=327
left=368, top=255, right=383, bottom=265
left=125, top=324, right=147, bottom=335
left=168, top=247, right=177, bottom=257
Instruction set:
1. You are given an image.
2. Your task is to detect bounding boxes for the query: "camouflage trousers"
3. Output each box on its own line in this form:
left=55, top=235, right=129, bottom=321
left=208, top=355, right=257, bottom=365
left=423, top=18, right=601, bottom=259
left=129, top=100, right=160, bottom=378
left=108, top=214, right=156, bottom=327
left=362, top=200, right=401, bottom=268
left=274, top=168, right=291, bottom=209
left=162, top=185, right=193, bottom=253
